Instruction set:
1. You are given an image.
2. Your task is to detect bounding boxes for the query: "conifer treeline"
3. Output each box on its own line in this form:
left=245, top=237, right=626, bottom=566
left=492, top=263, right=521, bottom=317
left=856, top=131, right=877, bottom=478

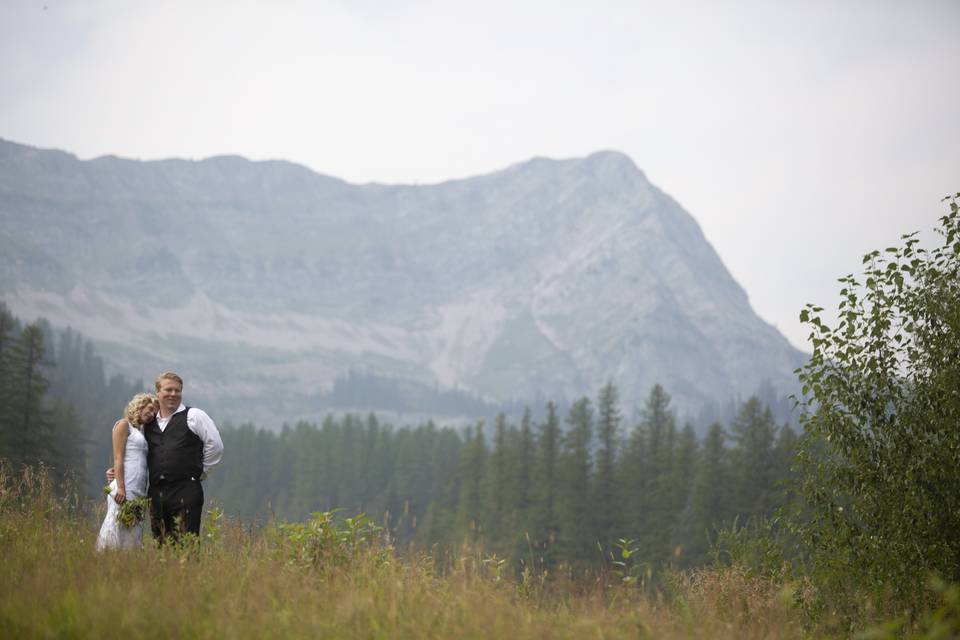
left=207, top=383, right=798, bottom=572
left=1, top=303, right=798, bottom=571
left=0, top=307, right=78, bottom=481
left=0, top=304, right=142, bottom=496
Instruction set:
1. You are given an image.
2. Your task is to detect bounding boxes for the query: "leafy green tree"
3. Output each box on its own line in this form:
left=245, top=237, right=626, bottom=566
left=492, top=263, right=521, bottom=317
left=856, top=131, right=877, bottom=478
left=793, top=194, right=960, bottom=617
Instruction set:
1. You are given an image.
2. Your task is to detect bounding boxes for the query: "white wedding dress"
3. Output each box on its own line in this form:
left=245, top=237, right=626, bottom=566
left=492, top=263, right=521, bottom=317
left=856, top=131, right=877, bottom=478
left=96, top=425, right=149, bottom=550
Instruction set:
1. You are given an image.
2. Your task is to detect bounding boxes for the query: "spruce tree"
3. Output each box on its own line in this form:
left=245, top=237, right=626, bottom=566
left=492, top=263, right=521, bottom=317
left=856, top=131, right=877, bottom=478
left=729, top=396, right=778, bottom=518
left=454, top=423, right=487, bottom=544
left=509, top=407, right=536, bottom=566
left=418, top=422, right=465, bottom=547
left=0, top=307, right=17, bottom=462
left=619, top=412, right=647, bottom=544
left=530, top=401, right=561, bottom=569
left=669, top=423, right=699, bottom=564
left=635, top=384, right=677, bottom=566
left=482, top=412, right=510, bottom=552
left=774, top=424, right=799, bottom=503
left=6, top=325, right=58, bottom=470
left=557, top=397, right=593, bottom=567
left=593, top=382, right=622, bottom=553
left=683, top=422, right=730, bottom=565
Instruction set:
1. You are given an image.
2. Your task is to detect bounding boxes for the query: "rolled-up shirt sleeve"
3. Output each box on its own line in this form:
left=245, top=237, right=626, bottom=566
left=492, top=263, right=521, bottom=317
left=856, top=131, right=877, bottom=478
left=186, top=407, right=224, bottom=474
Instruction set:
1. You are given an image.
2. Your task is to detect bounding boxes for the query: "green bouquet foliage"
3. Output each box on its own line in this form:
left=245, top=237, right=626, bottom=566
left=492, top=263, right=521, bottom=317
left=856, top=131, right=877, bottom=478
left=115, top=496, right=150, bottom=528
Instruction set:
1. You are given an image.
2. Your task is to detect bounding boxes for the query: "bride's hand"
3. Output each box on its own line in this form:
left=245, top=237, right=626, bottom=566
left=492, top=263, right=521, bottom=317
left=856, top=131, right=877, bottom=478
left=105, top=467, right=115, bottom=482
left=114, top=486, right=125, bottom=504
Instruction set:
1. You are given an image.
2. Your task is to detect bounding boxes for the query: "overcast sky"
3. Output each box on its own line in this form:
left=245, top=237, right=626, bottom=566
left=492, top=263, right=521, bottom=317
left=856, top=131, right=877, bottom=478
left=2, top=0, right=958, bottom=350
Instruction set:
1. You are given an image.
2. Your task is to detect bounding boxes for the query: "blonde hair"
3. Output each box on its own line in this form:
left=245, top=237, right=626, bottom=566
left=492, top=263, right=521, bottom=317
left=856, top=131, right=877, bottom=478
left=124, top=393, right=158, bottom=427
left=154, top=371, right=184, bottom=392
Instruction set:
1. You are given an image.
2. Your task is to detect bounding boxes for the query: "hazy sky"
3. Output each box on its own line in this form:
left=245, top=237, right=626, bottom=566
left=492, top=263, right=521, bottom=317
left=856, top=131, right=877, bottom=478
left=2, top=0, right=958, bottom=350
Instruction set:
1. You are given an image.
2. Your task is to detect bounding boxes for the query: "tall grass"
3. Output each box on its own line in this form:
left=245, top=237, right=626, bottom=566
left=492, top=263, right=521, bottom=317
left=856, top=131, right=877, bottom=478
left=1, top=462, right=954, bottom=639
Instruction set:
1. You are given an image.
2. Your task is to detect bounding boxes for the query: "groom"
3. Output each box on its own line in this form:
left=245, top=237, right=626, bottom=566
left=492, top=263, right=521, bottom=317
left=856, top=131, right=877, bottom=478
left=109, top=371, right=224, bottom=542
left=145, top=372, right=224, bottom=542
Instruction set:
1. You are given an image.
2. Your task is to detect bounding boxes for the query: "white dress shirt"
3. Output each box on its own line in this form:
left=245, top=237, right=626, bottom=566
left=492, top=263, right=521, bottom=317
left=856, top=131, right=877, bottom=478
left=157, top=403, right=224, bottom=474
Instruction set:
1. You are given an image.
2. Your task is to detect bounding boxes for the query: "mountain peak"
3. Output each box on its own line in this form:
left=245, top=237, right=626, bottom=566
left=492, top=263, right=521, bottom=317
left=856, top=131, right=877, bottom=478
left=506, top=150, right=647, bottom=186
left=1, top=140, right=803, bottom=426
left=583, top=149, right=635, bottom=166
left=580, top=149, right=648, bottom=183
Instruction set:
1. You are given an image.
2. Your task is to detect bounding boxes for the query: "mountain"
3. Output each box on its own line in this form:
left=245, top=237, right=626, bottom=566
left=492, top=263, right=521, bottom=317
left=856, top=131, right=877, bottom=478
left=0, top=138, right=805, bottom=427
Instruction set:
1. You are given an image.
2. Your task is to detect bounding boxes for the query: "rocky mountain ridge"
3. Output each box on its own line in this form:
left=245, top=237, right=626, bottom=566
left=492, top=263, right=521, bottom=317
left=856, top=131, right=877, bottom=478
left=1, top=138, right=805, bottom=426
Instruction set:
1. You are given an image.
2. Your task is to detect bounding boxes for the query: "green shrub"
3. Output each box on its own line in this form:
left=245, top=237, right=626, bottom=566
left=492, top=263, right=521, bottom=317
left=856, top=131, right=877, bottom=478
left=273, top=509, right=389, bottom=571
left=793, top=193, right=960, bottom=623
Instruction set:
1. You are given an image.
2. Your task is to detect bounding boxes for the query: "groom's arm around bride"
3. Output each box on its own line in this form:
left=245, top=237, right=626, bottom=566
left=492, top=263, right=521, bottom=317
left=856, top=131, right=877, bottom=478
left=143, top=371, right=224, bottom=543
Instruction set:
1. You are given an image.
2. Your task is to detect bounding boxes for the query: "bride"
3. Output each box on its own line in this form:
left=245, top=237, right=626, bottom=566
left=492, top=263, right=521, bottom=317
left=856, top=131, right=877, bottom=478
left=95, top=393, right=157, bottom=550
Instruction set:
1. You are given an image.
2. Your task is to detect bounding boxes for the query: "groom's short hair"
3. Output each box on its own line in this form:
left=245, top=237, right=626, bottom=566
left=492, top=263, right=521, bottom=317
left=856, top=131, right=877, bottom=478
left=155, top=371, right=184, bottom=391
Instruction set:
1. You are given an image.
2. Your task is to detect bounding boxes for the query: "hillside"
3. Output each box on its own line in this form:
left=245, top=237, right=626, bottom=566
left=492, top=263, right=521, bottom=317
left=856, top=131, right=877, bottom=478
left=0, top=138, right=804, bottom=425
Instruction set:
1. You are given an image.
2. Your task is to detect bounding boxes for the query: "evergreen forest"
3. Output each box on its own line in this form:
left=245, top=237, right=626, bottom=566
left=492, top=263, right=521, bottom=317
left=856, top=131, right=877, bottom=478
left=0, top=299, right=795, bottom=575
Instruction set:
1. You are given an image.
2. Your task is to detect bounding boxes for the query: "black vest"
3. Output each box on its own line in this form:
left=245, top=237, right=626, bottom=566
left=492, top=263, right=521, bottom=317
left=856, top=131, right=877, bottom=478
left=145, top=407, right=204, bottom=484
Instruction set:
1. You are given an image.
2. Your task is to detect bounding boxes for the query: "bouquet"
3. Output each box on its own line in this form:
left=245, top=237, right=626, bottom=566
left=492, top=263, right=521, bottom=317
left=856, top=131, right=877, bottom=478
left=116, top=497, right=151, bottom=528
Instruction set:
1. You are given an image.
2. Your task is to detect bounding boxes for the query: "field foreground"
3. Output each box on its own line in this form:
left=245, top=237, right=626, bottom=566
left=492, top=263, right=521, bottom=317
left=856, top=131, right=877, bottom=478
left=1, top=465, right=954, bottom=639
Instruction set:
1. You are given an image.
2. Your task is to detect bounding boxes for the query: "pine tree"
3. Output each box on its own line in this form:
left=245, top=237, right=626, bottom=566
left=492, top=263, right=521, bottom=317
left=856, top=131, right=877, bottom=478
left=682, top=422, right=730, bottom=564
left=620, top=412, right=646, bottom=542
left=530, top=402, right=562, bottom=569
left=557, top=397, right=594, bottom=567
left=48, top=326, right=126, bottom=495
left=482, top=412, right=510, bottom=552
left=0, top=306, right=18, bottom=461
left=6, top=325, right=59, bottom=471
left=773, top=424, right=799, bottom=506
left=634, top=384, right=677, bottom=566
left=5, top=324, right=83, bottom=478
left=454, top=423, right=487, bottom=544
left=508, top=407, right=536, bottom=565
left=418, top=422, right=465, bottom=547
left=729, top=396, right=778, bottom=518
left=668, top=423, right=699, bottom=564
left=593, top=382, right=622, bottom=553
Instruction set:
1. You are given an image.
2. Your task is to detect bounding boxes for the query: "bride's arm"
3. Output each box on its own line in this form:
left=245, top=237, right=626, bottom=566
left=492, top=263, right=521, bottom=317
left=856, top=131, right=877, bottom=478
left=111, top=419, right=129, bottom=504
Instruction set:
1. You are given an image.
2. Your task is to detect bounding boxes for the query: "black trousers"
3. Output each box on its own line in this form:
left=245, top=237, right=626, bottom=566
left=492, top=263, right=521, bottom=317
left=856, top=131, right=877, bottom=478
left=148, top=477, right=204, bottom=543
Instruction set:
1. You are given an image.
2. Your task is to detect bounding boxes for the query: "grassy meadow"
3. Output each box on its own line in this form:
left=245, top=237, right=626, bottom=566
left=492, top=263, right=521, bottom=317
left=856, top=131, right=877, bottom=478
left=4, top=463, right=959, bottom=639
left=0, top=463, right=811, bottom=640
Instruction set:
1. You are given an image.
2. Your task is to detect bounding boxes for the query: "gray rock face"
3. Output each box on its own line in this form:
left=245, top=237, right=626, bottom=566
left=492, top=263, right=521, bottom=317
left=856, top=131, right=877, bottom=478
left=1, top=138, right=804, bottom=425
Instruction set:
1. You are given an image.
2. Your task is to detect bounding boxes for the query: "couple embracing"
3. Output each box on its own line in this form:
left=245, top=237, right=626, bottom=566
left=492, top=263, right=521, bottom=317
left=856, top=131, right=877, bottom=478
left=96, top=372, right=224, bottom=550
